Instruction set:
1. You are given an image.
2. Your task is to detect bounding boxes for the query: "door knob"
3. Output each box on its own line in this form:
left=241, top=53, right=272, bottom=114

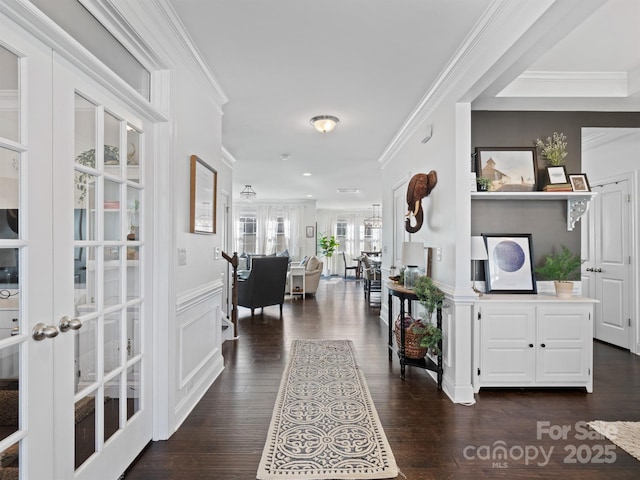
left=59, top=316, right=83, bottom=332
left=32, top=323, right=59, bottom=341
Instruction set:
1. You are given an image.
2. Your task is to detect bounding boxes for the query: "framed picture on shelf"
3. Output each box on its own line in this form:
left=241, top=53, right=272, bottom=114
left=474, top=147, right=537, bottom=192
left=482, top=233, right=537, bottom=294
left=568, top=173, right=591, bottom=192
left=546, top=165, right=568, bottom=184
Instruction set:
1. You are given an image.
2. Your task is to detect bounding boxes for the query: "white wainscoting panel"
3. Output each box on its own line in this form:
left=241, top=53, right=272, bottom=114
left=173, top=280, right=225, bottom=431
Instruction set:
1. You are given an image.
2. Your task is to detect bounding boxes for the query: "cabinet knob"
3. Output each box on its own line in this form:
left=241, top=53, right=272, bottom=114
left=586, top=267, right=594, bottom=272
left=540, top=343, right=546, bottom=348
left=529, top=343, right=534, bottom=348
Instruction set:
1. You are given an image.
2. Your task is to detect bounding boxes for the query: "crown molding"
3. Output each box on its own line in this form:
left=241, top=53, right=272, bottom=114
left=221, top=146, right=236, bottom=169
left=109, top=0, right=228, bottom=114
left=377, top=0, right=524, bottom=167
left=582, top=128, right=640, bottom=151
left=0, top=0, right=166, bottom=122
left=498, top=71, right=628, bottom=98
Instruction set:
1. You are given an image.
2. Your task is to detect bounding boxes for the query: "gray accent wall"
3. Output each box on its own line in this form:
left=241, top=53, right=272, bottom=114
left=471, top=110, right=640, bottom=278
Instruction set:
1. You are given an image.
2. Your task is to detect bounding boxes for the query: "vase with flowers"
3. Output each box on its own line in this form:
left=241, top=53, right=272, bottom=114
left=535, top=132, right=568, bottom=166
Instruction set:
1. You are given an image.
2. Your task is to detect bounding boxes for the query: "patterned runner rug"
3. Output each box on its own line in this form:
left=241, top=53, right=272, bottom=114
left=588, top=421, right=640, bottom=461
left=257, top=339, right=398, bottom=480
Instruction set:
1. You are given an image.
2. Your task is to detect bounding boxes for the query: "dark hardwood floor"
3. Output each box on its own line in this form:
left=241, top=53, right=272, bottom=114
left=125, top=278, right=640, bottom=479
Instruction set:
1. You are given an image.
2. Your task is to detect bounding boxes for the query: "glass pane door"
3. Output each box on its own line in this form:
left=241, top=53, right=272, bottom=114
left=72, top=92, right=145, bottom=472
left=0, top=42, right=24, bottom=480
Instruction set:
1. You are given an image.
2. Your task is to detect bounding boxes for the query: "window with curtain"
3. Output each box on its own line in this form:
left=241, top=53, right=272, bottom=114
left=233, top=204, right=303, bottom=258
left=237, top=214, right=257, bottom=254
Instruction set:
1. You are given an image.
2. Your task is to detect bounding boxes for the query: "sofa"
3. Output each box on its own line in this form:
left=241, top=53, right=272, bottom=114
left=287, top=256, right=323, bottom=296
left=237, top=256, right=289, bottom=316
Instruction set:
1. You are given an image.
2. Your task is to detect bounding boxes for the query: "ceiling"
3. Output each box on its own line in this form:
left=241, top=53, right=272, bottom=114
left=168, top=0, right=640, bottom=210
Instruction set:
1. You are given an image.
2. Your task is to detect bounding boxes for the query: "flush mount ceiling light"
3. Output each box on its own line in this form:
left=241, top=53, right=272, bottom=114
left=310, top=115, right=339, bottom=133
left=363, top=203, right=382, bottom=229
left=240, top=184, right=256, bottom=200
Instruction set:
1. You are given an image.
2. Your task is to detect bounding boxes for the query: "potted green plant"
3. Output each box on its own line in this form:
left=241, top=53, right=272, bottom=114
left=534, top=244, right=583, bottom=298
left=535, top=132, right=567, bottom=166
left=407, top=276, right=445, bottom=356
left=318, top=234, right=339, bottom=276
left=318, top=234, right=339, bottom=258
left=476, top=176, right=493, bottom=192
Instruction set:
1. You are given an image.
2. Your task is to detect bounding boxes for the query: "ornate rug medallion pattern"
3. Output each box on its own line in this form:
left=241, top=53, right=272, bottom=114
left=257, top=339, right=398, bottom=479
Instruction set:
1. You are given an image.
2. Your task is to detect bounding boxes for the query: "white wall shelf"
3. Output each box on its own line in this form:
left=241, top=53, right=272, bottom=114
left=470, top=191, right=597, bottom=231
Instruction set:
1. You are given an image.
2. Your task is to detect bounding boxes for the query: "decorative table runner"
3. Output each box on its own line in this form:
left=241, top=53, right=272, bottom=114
left=257, top=339, right=398, bottom=479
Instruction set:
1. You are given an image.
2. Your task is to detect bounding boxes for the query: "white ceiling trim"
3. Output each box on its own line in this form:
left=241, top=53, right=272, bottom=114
left=221, top=146, right=236, bottom=169
left=0, top=0, right=166, bottom=122
left=498, top=71, right=628, bottom=98
left=627, top=64, right=640, bottom=96
left=80, top=0, right=169, bottom=72
left=377, top=0, right=548, bottom=168
left=114, top=0, right=228, bottom=113
left=582, top=128, right=640, bottom=151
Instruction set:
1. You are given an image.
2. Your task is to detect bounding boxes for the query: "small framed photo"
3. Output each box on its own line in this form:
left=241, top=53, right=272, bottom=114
left=546, top=165, right=568, bottom=185
left=306, top=226, right=315, bottom=238
left=482, top=233, right=537, bottom=294
left=568, top=173, right=591, bottom=192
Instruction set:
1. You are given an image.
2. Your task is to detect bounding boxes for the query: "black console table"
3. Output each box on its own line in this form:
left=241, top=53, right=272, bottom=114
left=387, top=281, right=443, bottom=389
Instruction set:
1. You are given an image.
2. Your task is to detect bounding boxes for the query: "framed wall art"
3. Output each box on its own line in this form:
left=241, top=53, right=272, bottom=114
left=569, top=173, right=591, bottom=192
left=475, top=147, right=538, bottom=192
left=482, top=233, right=537, bottom=294
left=306, top=226, right=315, bottom=238
left=546, top=165, right=568, bottom=185
left=190, top=154, right=217, bottom=234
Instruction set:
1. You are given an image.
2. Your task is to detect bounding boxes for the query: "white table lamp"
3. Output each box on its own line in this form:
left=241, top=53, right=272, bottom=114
left=401, top=241, right=425, bottom=289
left=471, top=236, right=488, bottom=296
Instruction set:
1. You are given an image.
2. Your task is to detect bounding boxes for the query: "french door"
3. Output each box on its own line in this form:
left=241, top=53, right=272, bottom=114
left=0, top=18, right=152, bottom=479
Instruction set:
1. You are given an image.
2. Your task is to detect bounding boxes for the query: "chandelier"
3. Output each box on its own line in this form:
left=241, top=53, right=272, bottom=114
left=310, top=115, right=339, bottom=133
left=363, top=203, right=382, bottom=229
left=240, top=184, right=256, bottom=200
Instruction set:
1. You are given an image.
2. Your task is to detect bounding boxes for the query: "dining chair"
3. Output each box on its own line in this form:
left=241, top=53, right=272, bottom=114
left=342, top=252, right=360, bottom=279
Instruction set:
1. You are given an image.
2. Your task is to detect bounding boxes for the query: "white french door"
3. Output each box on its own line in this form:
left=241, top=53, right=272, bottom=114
left=0, top=17, right=152, bottom=479
left=51, top=54, right=152, bottom=479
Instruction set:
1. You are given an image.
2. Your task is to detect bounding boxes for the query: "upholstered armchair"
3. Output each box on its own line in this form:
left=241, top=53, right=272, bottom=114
left=238, top=256, right=289, bottom=316
left=302, top=256, right=324, bottom=295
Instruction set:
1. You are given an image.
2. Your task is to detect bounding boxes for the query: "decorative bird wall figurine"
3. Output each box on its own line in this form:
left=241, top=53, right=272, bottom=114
left=405, top=170, right=437, bottom=233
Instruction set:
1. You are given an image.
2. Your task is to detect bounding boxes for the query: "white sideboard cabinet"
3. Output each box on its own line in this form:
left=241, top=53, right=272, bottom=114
left=473, top=295, right=597, bottom=393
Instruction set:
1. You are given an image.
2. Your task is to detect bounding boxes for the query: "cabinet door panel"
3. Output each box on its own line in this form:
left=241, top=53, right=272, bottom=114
left=480, top=306, right=535, bottom=384
left=536, top=306, right=591, bottom=382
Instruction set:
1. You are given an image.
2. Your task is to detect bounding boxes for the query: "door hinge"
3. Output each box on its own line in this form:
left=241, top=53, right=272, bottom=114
left=627, top=194, right=631, bottom=203
left=477, top=312, right=481, bottom=320
left=588, top=368, right=591, bottom=376
left=477, top=368, right=481, bottom=376
left=629, top=318, right=632, bottom=327
left=629, top=256, right=632, bottom=265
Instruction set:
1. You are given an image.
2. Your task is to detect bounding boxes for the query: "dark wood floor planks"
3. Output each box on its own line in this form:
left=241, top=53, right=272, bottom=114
left=125, top=279, right=640, bottom=479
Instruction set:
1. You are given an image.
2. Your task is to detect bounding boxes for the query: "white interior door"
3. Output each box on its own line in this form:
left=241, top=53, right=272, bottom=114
left=584, top=178, right=631, bottom=349
left=51, top=53, right=153, bottom=479
left=0, top=20, right=56, bottom=480
left=0, top=15, right=153, bottom=480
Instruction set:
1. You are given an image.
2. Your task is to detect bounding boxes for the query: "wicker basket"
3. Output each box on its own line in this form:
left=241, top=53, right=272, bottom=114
left=394, top=315, right=427, bottom=359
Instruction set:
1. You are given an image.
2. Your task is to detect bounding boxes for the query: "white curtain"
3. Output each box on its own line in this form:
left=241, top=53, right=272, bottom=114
left=234, top=203, right=305, bottom=257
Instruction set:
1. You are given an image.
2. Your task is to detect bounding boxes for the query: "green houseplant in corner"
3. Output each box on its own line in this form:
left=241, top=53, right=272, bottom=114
left=535, top=244, right=583, bottom=298
left=318, top=234, right=339, bottom=276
